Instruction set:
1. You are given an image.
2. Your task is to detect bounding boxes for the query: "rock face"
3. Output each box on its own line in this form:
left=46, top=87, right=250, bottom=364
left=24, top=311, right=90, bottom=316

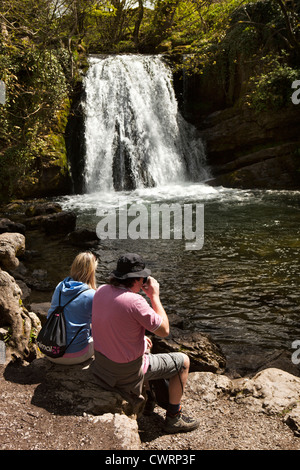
left=0, top=231, right=41, bottom=362
left=198, top=105, right=300, bottom=190
left=0, top=268, right=41, bottom=362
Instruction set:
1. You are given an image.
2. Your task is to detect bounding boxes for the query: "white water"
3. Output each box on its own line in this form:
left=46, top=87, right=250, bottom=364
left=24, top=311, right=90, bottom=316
left=82, top=54, right=209, bottom=193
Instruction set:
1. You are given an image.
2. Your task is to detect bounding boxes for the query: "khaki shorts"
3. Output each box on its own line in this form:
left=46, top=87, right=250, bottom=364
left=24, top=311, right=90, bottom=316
left=144, top=352, right=186, bottom=381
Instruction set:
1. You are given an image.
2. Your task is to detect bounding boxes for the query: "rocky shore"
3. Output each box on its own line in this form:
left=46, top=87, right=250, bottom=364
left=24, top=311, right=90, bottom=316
left=0, top=200, right=300, bottom=450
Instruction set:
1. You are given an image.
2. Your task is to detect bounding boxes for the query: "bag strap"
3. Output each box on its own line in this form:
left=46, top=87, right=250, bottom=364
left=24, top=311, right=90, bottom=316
left=59, top=287, right=90, bottom=309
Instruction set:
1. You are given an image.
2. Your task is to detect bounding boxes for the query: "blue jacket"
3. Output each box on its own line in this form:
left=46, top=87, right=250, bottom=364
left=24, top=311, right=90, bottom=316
left=47, top=277, right=95, bottom=354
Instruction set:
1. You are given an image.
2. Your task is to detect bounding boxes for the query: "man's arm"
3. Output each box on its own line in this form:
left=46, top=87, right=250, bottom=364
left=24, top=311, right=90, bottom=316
left=142, top=277, right=170, bottom=337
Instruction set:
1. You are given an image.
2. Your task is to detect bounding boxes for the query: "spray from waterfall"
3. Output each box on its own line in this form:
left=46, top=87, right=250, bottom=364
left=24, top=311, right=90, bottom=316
left=83, top=55, right=209, bottom=193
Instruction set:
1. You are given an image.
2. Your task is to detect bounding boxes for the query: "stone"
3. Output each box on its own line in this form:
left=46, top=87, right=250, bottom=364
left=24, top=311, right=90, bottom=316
left=86, top=413, right=141, bottom=450
left=25, top=211, right=77, bottom=235
left=16, top=279, right=31, bottom=303
left=25, top=202, right=62, bottom=217
left=151, top=326, right=226, bottom=373
left=0, top=218, right=26, bottom=235
left=186, top=371, right=232, bottom=403
left=0, top=232, right=25, bottom=270
left=231, top=368, right=300, bottom=416
left=66, top=228, right=99, bottom=247
left=0, top=268, right=41, bottom=362
left=27, top=357, right=145, bottom=418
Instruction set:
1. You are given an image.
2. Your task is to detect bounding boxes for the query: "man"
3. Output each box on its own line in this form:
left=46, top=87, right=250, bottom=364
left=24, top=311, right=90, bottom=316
left=91, top=253, right=199, bottom=433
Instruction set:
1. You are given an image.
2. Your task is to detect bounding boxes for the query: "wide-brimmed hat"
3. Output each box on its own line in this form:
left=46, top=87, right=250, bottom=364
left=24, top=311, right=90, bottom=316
left=111, top=253, right=151, bottom=280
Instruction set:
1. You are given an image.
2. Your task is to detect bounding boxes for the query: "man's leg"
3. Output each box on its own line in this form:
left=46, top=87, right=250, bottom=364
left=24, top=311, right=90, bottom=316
left=168, top=354, right=190, bottom=405
left=144, top=352, right=199, bottom=433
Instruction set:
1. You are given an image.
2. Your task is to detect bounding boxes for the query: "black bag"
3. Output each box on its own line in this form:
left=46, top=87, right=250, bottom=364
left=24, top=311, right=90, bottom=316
left=149, top=379, right=169, bottom=410
left=37, top=288, right=89, bottom=359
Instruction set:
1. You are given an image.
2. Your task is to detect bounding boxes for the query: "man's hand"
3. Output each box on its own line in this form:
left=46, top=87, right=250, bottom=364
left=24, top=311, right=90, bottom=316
left=142, top=276, right=169, bottom=338
left=142, top=276, right=160, bottom=299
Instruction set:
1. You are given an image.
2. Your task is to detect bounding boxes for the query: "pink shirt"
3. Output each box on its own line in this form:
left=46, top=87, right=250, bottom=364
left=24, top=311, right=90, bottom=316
left=92, top=285, right=162, bottom=367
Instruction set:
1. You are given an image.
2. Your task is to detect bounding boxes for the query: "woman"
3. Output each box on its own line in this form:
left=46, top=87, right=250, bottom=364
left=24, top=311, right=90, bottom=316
left=46, top=251, right=97, bottom=365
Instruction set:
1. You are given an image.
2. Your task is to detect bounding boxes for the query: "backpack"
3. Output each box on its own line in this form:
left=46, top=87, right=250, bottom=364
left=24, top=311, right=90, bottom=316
left=37, top=288, right=90, bottom=359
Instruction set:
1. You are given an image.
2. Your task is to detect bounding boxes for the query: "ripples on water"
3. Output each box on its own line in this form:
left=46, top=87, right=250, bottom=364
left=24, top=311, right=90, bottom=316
left=57, top=183, right=300, bottom=372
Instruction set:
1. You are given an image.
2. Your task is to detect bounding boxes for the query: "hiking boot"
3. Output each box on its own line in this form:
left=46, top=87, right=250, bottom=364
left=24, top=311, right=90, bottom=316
left=164, top=411, right=200, bottom=434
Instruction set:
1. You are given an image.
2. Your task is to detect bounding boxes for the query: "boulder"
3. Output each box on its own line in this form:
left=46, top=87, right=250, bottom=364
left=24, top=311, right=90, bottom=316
left=185, top=371, right=232, bottom=403
left=151, top=326, right=226, bottom=373
left=25, top=202, right=62, bottom=218
left=232, top=368, right=300, bottom=415
left=0, top=232, right=25, bottom=270
left=0, top=218, right=26, bottom=235
left=86, top=413, right=141, bottom=450
left=26, top=357, right=145, bottom=419
left=0, top=268, right=41, bottom=362
left=186, top=368, right=300, bottom=436
left=66, top=228, right=99, bottom=247
left=231, top=368, right=300, bottom=436
left=25, top=211, right=77, bottom=235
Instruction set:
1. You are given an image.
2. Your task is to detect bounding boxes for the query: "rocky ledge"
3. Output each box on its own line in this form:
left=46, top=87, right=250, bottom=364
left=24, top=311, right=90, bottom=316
left=199, top=105, right=300, bottom=190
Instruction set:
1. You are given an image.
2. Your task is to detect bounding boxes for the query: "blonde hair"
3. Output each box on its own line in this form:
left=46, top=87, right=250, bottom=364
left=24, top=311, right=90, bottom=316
left=70, top=252, right=97, bottom=290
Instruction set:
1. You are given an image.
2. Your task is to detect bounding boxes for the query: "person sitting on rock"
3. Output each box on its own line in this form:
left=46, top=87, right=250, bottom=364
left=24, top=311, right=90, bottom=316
left=46, top=251, right=97, bottom=365
left=91, top=252, right=199, bottom=434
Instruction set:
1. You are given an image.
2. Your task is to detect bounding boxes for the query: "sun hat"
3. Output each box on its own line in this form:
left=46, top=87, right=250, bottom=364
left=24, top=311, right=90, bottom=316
left=111, top=253, right=151, bottom=280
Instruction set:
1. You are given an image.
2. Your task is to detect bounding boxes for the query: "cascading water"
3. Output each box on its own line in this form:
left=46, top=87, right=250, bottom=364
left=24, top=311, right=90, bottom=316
left=82, top=54, right=209, bottom=193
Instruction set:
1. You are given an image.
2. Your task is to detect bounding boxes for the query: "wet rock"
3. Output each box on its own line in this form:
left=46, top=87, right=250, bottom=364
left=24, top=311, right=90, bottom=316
left=0, top=218, right=26, bottom=235
left=29, top=302, right=51, bottom=323
left=66, top=228, right=99, bottom=247
left=25, top=202, right=62, bottom=217
left=151, top=326, right=226, bottom=373
left=25, top=211, right=77, bottom=235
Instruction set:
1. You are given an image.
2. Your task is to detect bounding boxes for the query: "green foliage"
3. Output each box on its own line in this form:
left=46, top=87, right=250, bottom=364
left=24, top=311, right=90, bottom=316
left=1, top=0, right=300, bottom=201
left=246, top=55, right=300, bottom=110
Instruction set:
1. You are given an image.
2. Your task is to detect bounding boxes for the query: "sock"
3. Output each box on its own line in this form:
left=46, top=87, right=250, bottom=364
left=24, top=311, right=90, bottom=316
left=167, top=403, right=181, bottom=417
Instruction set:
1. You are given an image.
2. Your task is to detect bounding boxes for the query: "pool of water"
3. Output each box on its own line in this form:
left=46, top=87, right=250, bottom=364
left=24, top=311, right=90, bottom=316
left=52, top=183, right=300, bottom=373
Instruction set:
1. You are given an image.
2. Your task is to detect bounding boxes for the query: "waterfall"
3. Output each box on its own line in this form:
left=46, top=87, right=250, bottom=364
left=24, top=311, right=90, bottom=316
left=82, top=54, right=209, bottom=193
